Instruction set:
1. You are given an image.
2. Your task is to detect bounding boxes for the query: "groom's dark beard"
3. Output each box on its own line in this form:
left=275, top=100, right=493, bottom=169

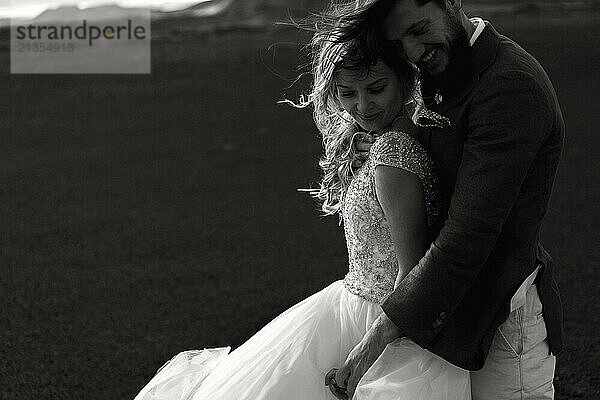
left=420, top=15, right=472, bottom=102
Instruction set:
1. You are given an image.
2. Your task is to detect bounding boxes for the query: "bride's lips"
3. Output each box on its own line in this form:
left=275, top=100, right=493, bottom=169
left=356, top=111, right=382, bottom=122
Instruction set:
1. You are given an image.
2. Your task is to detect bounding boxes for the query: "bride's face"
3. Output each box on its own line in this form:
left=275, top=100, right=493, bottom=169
left=334, top=60, right=404, bottom=134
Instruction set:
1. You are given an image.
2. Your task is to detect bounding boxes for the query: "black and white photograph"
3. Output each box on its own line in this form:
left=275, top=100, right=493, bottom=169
left=1, top=0, right=598, bottom=399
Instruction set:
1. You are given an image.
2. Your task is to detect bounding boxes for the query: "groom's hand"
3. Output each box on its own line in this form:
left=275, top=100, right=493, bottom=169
left=336, top=314, right=402, bottom=398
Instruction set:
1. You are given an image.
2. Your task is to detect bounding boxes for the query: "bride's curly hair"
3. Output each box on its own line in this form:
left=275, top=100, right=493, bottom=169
left=288, top=1, right=418, bottom=217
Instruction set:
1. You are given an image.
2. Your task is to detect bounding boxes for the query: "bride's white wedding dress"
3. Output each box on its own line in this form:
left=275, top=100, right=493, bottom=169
left=135, top=131, right=471, bottom=400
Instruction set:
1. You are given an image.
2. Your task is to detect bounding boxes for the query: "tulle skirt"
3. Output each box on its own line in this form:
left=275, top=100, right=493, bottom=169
left=135, top=280, right=471, bottom=400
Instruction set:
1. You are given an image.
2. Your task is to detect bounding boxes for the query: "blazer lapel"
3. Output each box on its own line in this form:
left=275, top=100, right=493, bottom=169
left=431, top=22, right=502, bottom=115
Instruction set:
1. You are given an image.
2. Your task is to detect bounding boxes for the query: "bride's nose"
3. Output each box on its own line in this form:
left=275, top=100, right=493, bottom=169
left=356, top=93, right=373, bottom=114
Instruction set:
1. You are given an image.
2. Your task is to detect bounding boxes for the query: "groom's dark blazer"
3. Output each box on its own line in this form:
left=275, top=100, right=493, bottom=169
left=381, top=22, right=564, bottom=370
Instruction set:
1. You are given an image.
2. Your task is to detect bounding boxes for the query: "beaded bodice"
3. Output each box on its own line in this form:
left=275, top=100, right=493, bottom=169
left=342, top=131, right=440, bottom=304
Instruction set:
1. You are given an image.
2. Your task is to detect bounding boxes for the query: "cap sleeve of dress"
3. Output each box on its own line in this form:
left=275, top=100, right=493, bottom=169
left=370, top=131, right=432, bottom=178
left=369, top=131, right=440, bottom=227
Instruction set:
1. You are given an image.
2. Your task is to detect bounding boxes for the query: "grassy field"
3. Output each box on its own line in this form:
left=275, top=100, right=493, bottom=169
left=1, top=9, right=599, bottom=400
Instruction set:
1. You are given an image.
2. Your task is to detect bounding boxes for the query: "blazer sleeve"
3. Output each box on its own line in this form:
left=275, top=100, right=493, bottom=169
left=380, top=70, right=554, bottom=345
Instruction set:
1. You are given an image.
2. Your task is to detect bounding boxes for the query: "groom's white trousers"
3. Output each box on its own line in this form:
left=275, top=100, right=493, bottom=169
left=470, top=284, right=556, bottom=399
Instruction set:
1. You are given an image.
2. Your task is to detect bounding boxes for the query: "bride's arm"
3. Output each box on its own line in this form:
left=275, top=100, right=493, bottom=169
left=361, top=165, right=428, bottom=345
left=374, top=165, right=428, bottom=288
left=333, top=165, right=429, bottom=397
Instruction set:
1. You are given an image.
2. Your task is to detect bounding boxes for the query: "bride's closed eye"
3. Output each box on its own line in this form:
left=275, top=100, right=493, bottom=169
left=368, top=86, right=386, bottom=94
left=338, top=85, right=386, bottom=98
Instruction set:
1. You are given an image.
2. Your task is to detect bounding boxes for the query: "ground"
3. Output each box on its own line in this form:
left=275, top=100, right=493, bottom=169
left=0, top=9, right=599, bottom=400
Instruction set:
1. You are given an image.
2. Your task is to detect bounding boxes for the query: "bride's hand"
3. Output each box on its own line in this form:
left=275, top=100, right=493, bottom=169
left=351, top=132, right=375, bottom=170
left=390, top=115, right=416, bottom=135
left=325, top=368, right=349, bottom=399
left=334, top=314, right=402, bottom=398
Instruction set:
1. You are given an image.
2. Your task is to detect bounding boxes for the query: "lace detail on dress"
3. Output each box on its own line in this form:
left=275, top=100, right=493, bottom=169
left=415, top=107, right=451, bottom=129
left=342, top=131, right=440, bottom=304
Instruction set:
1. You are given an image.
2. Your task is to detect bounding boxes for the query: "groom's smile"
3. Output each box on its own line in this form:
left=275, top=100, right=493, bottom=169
left=417, top=46, right=445, bottom=74
left=420, top=47, right=436, bottom=63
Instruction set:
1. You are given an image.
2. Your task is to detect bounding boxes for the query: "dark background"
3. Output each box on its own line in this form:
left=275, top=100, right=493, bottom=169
left=1, top=1, right=599, bottom=399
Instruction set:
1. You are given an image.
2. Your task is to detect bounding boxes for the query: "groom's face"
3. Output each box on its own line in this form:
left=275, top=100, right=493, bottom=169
left=382, top=0, right=465, bottom=76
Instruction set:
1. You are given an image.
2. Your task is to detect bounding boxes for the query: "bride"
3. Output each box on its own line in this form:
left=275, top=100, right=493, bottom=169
left=134, top=12, right=471, bottom=400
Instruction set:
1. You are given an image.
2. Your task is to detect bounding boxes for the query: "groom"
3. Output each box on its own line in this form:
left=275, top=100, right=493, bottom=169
left=327, top=0, right=564, bottom=398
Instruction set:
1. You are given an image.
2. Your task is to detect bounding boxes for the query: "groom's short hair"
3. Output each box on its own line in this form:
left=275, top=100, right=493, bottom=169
left=356, top=0, right=447, bottom=13
left=328, top=0, right=451, bottom=60
left=346, top=0, right=448, bottom=43
left=358, top=0, right=445, bottom=8
left=412, top=0, right=445, bottom=5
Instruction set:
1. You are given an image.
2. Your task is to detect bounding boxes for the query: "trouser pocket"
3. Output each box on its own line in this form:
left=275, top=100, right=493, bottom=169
left=472, top=285, right=556, bottom=399
left=497, top=284, right=547, bottom=357
left=497, top=308, right=523, bottom=357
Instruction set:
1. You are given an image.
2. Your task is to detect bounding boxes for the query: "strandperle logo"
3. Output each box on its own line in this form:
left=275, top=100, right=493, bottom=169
left=15, top=19, right=147, bottom=47
left=11, top=7, right=151, bottom=74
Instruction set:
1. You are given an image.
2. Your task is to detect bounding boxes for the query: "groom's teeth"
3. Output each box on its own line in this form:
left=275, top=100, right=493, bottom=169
left=422, top=49, right=435, bottom=63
